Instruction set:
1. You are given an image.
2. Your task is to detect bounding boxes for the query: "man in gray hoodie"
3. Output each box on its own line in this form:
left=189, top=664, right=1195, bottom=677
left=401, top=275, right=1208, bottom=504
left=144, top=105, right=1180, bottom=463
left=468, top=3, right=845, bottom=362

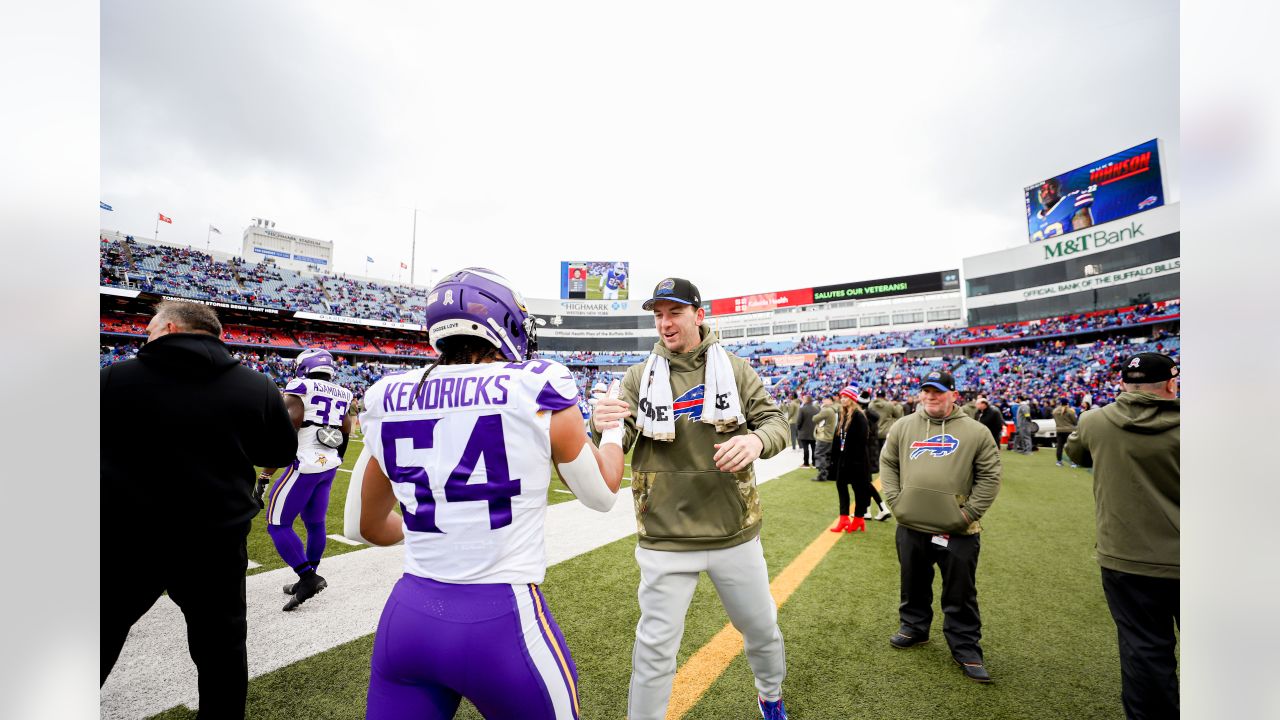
left=1066, top=353, right=1179, bottom=720
left=880, top=370, right=1002, bottom=683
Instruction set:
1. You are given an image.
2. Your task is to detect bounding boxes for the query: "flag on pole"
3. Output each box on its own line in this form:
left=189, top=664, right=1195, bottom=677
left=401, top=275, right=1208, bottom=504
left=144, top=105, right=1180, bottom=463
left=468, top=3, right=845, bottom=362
left=100, top=201, right=113, bottom=211
left=209, top=225, right=222, bottom=235
left=400, top=262, right=408, bottom=269
left=367, top=256, right=375, bottom=263
left=158, top=213, right=173, bottom=224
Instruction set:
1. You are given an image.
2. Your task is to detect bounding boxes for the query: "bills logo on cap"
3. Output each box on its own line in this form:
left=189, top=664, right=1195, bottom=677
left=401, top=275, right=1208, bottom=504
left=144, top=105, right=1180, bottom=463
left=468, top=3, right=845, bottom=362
left=673, top=384, right=705, bottom=421
left=910, top=434, right=960, bottom=460
left=928, top=371, right=941, bottom=379
left=657, top=278, right=676, bottom=295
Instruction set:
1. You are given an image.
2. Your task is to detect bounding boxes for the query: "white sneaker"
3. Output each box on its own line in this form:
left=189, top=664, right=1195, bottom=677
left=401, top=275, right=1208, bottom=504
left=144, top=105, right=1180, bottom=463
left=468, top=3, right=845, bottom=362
left=862, top=511, right=873, bottom=519
left=874, top=508, right=892, bottom=521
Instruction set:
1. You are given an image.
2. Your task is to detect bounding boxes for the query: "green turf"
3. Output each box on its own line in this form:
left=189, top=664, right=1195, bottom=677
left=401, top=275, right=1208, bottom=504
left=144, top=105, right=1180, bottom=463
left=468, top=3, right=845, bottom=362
left=248, top=439, right=632, bottom=575
left=152, top=450, right=1132, bottom=719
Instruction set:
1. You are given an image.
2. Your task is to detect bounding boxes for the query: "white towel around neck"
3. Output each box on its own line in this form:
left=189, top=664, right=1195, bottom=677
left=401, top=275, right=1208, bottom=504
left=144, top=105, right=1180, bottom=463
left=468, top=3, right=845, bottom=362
left=636, top=342, right=745, bottom=441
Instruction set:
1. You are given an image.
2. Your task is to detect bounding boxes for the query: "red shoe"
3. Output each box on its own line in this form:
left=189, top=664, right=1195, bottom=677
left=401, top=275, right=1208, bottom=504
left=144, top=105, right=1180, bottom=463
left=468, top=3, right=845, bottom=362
left=829, top=515, right=851, bottom=532
left=846, top=517, right=867, bottom=533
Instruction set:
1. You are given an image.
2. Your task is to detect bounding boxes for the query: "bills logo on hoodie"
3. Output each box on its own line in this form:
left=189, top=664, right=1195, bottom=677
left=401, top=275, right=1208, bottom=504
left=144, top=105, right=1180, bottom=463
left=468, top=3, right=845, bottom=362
left=672, top=384, right=705, bottom=421
left=910, top=434, right=959, bottom=459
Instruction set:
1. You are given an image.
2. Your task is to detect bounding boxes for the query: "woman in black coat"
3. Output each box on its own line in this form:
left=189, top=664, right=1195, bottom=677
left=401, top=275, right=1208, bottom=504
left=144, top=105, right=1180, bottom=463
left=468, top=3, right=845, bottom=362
left=828, top=386, right=874, bottom=533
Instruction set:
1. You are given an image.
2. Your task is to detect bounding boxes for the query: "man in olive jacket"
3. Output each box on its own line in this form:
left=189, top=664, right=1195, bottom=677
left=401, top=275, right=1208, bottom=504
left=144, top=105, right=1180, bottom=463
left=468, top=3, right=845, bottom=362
left=1066, top=353, right=1180, bottom=720
left=812, top=395, right=838, bottom=481
left=880, top=370, right=1001, bottom=683
left=592, top=278, right=792, bottom=720
left=869, top=390, right=904, bottom=462
left=1051, top=397, right=1079, bottom=466
left=784, top=394, right=801, bottom=450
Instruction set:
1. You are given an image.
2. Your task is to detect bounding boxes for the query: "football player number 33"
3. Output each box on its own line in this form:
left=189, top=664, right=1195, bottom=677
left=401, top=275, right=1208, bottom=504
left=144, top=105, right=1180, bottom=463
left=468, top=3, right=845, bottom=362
left=382, top=415, right=521, bottom=533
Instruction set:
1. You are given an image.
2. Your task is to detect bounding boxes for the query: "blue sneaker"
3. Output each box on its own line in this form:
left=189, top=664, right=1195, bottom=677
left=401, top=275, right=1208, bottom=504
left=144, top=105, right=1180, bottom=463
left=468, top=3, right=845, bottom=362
left=758, top=695, right=788, bottom=719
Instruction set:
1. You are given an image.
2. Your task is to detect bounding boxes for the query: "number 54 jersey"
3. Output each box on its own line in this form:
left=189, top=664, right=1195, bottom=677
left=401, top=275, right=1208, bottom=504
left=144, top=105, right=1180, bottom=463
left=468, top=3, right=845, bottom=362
left=283, top=377, right=354, bottom=473
left=359, top=359, right=581, bottom=585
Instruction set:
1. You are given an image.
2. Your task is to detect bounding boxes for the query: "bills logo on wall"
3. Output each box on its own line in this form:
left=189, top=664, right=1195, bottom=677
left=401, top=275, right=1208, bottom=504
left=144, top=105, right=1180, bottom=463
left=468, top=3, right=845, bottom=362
left=909, top=434, right=960, bottom=459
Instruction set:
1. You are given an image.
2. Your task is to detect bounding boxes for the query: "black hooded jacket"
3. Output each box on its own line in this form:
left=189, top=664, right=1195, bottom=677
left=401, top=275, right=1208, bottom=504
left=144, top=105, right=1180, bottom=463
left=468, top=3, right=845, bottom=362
left=101, top=333, right=298, bottom=531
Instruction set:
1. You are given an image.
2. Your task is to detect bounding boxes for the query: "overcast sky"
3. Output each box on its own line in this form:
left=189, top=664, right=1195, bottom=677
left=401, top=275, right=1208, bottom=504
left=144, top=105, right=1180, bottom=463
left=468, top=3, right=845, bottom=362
left=101, top=0, right=1178, bottom=301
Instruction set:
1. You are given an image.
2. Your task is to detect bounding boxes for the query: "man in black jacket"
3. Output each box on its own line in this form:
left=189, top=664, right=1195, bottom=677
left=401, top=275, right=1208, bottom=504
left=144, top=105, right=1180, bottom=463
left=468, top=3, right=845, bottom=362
left=101, top=300, right=297, bottom=719
left=796, top=394, right=820, bottom=468
left=976, top=397, right=1005, bottom=449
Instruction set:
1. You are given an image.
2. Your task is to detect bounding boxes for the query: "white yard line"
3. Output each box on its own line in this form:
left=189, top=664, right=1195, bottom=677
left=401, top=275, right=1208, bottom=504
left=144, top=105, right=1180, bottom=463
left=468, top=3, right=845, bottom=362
left=100, top=449, right=803, bottom=719
left=326, top=534, right=362, bottom=546
left=246, top=560, right=261, bottom=570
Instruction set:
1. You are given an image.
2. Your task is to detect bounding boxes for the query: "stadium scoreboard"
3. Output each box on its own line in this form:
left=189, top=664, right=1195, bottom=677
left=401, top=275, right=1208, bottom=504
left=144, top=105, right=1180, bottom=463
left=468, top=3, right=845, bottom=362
left=560, top=260, right=630, bottom=300
left=1024, top=139, right=1166, bottom=244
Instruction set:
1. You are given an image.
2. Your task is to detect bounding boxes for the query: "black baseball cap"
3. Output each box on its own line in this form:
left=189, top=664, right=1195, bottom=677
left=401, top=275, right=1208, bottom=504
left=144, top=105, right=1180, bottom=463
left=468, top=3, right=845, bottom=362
left=642, top=277, right=701, bottom=310
left=1120, top=353, right=1179, bottom=383
left=919, top=370, right=956, bottom=392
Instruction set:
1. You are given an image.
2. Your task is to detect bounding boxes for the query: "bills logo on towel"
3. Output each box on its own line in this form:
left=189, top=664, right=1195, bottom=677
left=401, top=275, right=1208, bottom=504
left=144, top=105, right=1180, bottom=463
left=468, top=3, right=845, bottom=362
left=672, top=384, right=706, bottom=421
left=909, top=434, right=959, bottom=460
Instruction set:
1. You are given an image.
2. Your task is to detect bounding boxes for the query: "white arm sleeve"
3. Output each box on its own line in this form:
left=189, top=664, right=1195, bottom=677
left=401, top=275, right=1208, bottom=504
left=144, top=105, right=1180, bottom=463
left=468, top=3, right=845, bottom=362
left=598, top=378, right=624, bottom=448
left=558, top=441, right=618, bottom=512
left=342, top=447, right=383, bottom=544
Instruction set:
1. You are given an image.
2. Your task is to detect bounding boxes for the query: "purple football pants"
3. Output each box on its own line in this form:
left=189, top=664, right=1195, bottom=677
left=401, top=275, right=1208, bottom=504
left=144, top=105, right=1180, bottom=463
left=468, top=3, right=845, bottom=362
left=265, top=461, right=337, bottom=574
left=367, top=574, right=581, bottom=720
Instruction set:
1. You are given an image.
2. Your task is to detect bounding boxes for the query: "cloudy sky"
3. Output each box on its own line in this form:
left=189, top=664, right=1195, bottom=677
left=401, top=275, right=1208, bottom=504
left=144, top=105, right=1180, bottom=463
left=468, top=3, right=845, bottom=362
left=101, top=0, right=1178, bottom=301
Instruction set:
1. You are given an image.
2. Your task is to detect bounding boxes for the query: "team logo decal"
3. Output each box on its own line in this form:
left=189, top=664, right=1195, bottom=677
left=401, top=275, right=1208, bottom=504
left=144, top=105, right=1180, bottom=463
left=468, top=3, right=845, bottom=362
left=657, top=278, right=676, bottom=294
left=1128, top=357, right=1142, bottom=368
left=673, top=384, right=706, bottom=421
left=1138, top=195, right=1159, bottom=209
left=910, top=434, right=960, bottom=459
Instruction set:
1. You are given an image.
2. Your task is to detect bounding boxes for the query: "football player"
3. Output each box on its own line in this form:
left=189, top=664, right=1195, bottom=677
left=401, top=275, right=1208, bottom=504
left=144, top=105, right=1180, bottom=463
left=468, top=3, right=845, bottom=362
left=256, top=347, right=354, bottom=611
left=602, top=262, right=627, bottom=300
left=1030, top=177, right=1094, bottom=241
left=345, top=268, right=625, bottom=719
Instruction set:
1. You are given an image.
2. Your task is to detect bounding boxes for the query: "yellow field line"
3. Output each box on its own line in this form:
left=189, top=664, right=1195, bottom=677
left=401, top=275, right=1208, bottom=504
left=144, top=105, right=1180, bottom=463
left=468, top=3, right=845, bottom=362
left=664, top=525, right=844, bottom=719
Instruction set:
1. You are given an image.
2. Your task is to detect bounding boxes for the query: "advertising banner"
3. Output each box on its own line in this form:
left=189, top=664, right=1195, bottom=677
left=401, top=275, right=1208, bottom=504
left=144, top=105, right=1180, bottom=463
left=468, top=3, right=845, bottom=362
left=812, top=270, right=959, bottom=304
left=710, top=288, right=814, bottom=316
left=1024, top=139, right=1165, bottom=243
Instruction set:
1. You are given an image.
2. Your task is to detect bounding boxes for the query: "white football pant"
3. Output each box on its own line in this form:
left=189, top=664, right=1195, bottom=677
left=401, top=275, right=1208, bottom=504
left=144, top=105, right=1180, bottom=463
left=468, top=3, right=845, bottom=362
left=627, top=538, right=786, bottom=720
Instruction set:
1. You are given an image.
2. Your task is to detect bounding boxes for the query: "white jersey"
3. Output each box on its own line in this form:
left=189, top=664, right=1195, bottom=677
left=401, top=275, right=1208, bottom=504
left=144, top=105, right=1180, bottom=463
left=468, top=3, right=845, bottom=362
left=359, top=359, right=580, bottom=584
left=283, top=377, right=354, bottom=473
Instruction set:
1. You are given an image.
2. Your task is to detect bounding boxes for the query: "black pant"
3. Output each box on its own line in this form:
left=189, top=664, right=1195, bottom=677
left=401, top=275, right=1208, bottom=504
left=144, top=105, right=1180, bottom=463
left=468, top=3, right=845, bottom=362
left=1101, top=568, right=1180, bottom=720
left=835, top=471, right=871, bottom=516
left=800, top=439, right=815, bottom=466
left=896, top=525, right=983, bottom=663
left=102, top=522, right=251, bottom=719
left=871, top=437, right=884, bottom=474
left=1055, top=431, right=1071, bottom=462
left=814, top=441, right=832, bottom=480
left=790, top=424, right=799, bottom=450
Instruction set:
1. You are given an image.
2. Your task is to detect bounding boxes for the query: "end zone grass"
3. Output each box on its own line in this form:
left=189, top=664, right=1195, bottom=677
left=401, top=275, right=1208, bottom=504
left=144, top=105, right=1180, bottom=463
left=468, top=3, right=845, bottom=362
left=155, top=451, right=1129, bottom=719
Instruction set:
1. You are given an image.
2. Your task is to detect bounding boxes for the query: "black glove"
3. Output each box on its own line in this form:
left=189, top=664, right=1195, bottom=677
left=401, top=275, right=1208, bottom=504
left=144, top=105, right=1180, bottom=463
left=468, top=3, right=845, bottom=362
left=253, top=472, right=272, bottom=509
left=336, top=432, right=350, bottom=461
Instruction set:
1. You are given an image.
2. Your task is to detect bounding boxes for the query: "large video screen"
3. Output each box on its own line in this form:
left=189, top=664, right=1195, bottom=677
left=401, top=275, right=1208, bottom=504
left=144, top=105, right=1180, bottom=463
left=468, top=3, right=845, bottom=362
left=1024, top=139, right=1165, bottom=243
left=560, top=261, right=629, bottom=300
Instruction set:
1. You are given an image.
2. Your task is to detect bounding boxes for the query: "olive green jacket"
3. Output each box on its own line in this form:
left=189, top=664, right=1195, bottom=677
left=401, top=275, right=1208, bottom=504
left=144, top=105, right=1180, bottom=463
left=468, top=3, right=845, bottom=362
left=814, top=405, right=838, bottom=443
left=880, top=405, right=1002, bottom=535
left=602, top=327, right=790, bottom=551
left=1066, top=392, right=1179, bottom=579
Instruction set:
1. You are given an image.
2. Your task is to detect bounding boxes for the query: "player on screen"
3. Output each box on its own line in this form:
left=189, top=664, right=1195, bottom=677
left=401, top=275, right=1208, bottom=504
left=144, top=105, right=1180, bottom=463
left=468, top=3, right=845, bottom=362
left=255, top=348, right=354, bottom=611
left=344, top=267, right=625, bottom=719
left=602, top=262, right=627, bottom=300
left=1030, top=178, right=1094, bottom=241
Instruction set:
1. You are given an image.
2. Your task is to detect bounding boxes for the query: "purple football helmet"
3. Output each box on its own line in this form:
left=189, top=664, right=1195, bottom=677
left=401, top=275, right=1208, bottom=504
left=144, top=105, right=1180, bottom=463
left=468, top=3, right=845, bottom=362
left=295, top=348, right=336, bottom=379
left=426, top=268, right=538, bottom=362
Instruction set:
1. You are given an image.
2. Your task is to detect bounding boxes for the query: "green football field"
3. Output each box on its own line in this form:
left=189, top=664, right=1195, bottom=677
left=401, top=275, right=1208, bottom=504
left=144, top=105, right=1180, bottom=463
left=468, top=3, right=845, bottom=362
left=160, top=450, right=1143, bottom=719
left=584, top=274, right=627, bottom=301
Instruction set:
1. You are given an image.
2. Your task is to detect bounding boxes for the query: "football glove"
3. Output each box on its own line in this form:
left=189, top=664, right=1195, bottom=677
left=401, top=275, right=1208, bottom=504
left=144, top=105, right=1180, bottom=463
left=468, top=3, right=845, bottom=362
left=253, top=472, right=273, bottom=509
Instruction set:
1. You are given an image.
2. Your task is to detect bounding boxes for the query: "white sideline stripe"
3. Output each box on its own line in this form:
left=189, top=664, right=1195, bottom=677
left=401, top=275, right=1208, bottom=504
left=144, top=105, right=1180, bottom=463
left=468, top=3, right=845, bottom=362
left=246, top=560, right=261, bottom=570
left=100, top=451, right=802, bottom=719
left=553, top=489, right=573, bottom=494
left=327, top=534, right=362, bottom=546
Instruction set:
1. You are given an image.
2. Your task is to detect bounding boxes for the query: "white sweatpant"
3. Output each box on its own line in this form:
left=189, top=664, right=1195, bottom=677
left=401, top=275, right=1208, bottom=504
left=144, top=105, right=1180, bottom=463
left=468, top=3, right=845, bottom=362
left=627, top=538, right=786, bottom=720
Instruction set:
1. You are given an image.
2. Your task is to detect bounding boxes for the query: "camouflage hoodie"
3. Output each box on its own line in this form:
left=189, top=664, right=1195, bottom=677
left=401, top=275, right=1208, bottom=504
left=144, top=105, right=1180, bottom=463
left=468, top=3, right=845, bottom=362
left=1066, top=392, right=1179, bottom=578
left=606, top=326, right=790, bottom=551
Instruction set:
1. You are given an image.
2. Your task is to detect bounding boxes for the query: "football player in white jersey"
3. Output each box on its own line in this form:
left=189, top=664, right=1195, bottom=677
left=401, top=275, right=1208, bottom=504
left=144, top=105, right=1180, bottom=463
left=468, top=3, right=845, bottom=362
left=255, top=348, right=354, bottom=611
left=345, top=268, right=625, bottom=720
